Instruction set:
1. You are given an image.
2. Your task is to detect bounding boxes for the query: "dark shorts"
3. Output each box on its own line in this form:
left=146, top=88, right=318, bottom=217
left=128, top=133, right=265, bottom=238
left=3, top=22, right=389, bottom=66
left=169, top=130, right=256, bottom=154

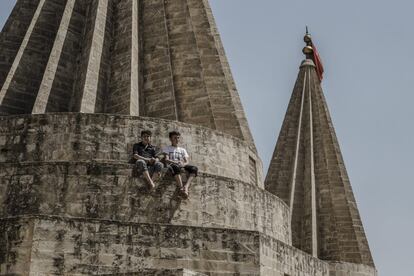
left=167, top=163, right=198, bottom=176
left=135, top=159, right=164, bottom=175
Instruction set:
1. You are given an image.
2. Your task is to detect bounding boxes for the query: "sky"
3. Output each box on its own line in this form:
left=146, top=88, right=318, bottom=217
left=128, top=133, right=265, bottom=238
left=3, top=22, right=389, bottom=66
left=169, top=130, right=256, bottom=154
left=1, top=1, right=413, bottom=275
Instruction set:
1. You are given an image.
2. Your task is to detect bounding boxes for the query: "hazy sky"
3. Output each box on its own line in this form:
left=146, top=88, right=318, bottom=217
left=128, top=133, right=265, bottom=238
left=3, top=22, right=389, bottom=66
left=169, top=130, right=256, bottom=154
left=1, top=1, right=413, bottom=275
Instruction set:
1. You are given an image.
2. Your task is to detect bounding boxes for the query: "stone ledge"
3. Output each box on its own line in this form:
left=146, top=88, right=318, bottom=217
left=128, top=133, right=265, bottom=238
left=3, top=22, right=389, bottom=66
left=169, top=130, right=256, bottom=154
left=0, top=113, right=262, bottom=185
left=0, top=160, right=291, bottom=244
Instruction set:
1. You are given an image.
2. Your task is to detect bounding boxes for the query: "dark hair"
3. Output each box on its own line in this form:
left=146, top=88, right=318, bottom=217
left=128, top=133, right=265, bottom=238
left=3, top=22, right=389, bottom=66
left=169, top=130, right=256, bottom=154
left=141, top=130, right=152, bottom=137
left=169, top=131, right=181, bottom=138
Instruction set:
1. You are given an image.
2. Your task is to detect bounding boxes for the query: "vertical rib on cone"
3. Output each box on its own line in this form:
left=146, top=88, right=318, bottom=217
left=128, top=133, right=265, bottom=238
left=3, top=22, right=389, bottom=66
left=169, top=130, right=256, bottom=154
left=265, top=59, right=374, bottom=266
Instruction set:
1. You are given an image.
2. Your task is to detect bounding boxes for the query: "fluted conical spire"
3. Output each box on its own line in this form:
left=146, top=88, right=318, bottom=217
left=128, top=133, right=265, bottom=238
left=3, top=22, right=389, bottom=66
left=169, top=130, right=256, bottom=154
left=0, top=0, right=255, bottom=146
left=265, top=34, right=374, bottom=266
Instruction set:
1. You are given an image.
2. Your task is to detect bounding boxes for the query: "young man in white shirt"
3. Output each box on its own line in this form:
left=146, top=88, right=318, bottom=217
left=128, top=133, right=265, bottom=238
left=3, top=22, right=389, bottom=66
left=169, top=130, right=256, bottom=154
left=162, top=131, right=198, bottom=199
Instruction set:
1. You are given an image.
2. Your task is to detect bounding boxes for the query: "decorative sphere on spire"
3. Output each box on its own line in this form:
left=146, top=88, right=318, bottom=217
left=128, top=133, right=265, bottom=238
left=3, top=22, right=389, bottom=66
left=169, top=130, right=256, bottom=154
left=304, top=34, right=312, bottom=43
left=303, top=28, right=314, bottom=57
left=303, top=45, right=314, bottom=55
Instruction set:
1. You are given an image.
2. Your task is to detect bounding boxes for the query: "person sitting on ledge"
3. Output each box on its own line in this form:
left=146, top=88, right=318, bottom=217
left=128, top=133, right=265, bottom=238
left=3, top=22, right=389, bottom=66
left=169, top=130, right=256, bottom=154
left=162, top=131, right=198, bottom=199
left=130, top=130, right=164, bottom=190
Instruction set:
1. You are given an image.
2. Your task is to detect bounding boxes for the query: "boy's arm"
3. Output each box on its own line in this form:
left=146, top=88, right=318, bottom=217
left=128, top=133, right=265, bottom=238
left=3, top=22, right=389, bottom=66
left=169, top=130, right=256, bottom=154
left=133, top=145, right=151, bottom=162
left=181, top=148, right=190, bottom=166
left=135, top=154, right=151, bottom=162
left=154, top=147, right=166, bottom=161
left=162, top=150, right=182, bottom=166
left=181, top=157, right=189, bottom=166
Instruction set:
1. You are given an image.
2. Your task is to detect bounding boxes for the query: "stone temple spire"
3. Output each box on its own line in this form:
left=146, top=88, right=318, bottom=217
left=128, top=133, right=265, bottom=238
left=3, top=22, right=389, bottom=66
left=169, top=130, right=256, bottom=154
left=0, top=0, right=254, bottom=146
left=265, top=32, right=375, bottom=267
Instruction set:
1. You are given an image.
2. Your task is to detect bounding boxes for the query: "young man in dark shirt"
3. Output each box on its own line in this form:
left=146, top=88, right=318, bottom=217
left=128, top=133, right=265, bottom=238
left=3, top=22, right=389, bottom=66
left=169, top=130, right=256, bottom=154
left=131, top=130, right=163, bottom=190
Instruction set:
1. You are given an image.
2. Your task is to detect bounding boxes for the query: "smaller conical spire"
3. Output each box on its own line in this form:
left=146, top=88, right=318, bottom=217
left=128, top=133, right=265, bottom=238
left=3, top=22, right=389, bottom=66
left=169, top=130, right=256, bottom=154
left=264, top=33, right=374, bottom=266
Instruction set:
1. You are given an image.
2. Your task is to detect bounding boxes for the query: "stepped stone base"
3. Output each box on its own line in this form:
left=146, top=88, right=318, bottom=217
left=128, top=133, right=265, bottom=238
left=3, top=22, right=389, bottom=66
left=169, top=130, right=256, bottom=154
left=0, top=161, right=290, bottom=243
left=0, top=216, right=309, bottom=276
left=0, top=216, right=376, bottom=276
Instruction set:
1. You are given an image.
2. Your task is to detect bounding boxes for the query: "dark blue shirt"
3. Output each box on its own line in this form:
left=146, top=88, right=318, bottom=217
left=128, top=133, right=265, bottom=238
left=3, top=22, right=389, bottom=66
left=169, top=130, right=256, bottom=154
left=132, top=142, right=157, bottom=159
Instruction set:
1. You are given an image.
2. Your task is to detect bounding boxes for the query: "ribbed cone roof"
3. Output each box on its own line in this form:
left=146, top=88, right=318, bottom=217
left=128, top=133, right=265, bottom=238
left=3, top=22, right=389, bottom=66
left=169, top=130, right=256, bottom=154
left=265, top=59, right=374, bottom=266
left=0, top=0, right=255, bottom=147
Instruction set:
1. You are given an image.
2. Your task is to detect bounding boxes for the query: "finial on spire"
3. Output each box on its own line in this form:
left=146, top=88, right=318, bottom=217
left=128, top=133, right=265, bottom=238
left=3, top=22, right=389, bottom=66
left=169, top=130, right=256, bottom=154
left=301, top=27, right=325, bottom=81
left=303, top=26, right=314, bottom=57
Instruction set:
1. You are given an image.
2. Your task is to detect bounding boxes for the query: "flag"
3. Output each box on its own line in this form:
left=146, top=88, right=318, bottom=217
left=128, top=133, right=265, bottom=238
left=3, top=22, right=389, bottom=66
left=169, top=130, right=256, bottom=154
left=311, top=42, right=324, bottom=81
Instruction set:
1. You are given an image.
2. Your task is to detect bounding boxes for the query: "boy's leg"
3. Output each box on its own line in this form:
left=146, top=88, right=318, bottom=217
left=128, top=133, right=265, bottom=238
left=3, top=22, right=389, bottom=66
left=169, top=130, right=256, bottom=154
left=182, top=165, right=198, bottom=198
left=174, top=174, right=183, bottom=188
left=143, top=171, right=155, bottom=189
left=168, top=163, right=184, bottom=189
left=182, top=175, right=194, bottom=193
left=136, top=160, right=155, bottom=189
left=151, top=161, right=164, bottom=183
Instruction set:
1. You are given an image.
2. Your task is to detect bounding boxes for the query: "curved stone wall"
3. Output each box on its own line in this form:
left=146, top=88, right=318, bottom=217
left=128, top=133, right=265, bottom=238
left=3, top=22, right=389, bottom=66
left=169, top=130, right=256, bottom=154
left=1, top=216, right=376, bottom=276
left=0, top=113, right=263, bottom=186
left=0, top=161, right=290, bottom=244
left=328, top=262, right=378, bottom=276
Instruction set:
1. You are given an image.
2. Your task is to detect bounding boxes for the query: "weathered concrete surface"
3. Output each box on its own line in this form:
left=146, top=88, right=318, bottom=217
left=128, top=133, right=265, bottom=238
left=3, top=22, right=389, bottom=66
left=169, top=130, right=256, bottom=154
left=0, top=161, right=290, bottom=244
left=0, top=216, right=330, bottom=276
left=0, top=113, right=262, bottom=186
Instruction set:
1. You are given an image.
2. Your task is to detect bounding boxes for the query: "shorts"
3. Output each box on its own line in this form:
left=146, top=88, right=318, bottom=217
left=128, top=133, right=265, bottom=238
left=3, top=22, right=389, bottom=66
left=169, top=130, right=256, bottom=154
left=135, top=159, right=164, bottom=176
left=167, top=163, right=198, bottom=176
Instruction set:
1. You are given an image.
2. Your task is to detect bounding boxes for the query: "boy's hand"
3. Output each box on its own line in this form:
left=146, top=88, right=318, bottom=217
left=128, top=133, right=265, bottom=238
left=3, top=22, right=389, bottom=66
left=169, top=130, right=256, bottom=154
left=133, top=154, right=139, bottom=159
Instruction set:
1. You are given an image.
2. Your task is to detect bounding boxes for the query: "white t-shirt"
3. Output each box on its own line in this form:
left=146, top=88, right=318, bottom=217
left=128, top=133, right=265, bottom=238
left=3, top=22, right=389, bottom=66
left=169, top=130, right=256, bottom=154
left=162, top=145, right=189, bottom=161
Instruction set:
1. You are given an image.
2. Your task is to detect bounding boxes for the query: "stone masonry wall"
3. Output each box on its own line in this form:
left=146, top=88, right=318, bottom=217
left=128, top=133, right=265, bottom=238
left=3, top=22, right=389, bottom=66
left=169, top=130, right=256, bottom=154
left=1, top=217, right=262, bottom=275
left=107, top=0, right=136, bottom=115
left=0, top=113, right=262, bottom=185
left=0, top=0, right=256, bottom=148
left=260, top=234, right=329, bottom=276
left=0, top=161, right=290, bottom=244
left=0, top=113, right=377, bottom=276
left=0, top=216, right=335, bottom=276
left=328, top=262, right=378, bottom=276
left=0, top=218, right=34, bottom=275
left=141, top=0, right=178, bottom=120
left=70, top=0, right=100, bottom=112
